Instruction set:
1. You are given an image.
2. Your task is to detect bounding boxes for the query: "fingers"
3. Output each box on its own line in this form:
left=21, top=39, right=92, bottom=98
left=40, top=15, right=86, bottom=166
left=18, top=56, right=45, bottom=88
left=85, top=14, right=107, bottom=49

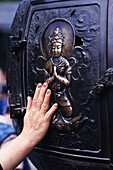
left=26, top=96, right=32, bottom=112
left=36, top=82, right=48, bottom=110
left=27, top=82, right=58, bottom=120
left=41, top=89, right=51, bottom=114
left=44, top=103, right=58, bottom=121
left=33, top=83, right=42, bottom=100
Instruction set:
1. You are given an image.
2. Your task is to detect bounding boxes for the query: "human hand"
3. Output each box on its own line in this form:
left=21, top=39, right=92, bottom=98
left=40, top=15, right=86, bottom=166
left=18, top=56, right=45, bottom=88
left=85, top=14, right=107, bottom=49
left=21, top=82, right=58, bottom=147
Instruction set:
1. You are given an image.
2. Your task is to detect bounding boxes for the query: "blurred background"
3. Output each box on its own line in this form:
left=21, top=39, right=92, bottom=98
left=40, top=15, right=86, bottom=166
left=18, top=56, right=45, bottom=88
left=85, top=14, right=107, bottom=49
left=0, top=1, right=37, bottom=169
left=0, top=0, right=20, bottom=72
left=0, top=0, right=20, bottom=115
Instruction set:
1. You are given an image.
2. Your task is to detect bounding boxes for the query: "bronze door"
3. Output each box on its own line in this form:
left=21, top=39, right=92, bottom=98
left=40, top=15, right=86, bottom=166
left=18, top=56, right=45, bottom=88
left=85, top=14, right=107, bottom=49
left=7, top=0, right=113, bottom=169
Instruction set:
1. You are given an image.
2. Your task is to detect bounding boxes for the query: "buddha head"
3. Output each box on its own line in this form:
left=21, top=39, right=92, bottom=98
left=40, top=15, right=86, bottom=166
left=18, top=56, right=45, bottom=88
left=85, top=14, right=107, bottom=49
left=49, top=28, right=65, bottom=58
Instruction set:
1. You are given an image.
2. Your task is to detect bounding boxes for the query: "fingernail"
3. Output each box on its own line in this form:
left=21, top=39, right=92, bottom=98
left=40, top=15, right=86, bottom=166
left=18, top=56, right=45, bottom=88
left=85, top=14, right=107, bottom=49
left=47, top=89, right=51, bottom=94
left=54, top=103, right=58, bottom=107
left=38, top=83, right=42, bottom=88
left=27, top=96, right=31, bottom=100
left=43, top=82, right=48, bottom=87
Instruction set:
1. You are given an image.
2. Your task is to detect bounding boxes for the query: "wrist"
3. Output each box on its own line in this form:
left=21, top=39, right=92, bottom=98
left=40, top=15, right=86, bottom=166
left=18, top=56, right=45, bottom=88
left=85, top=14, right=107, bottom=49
left=20, top=128, right=41, bottom=149
left=19, top=131, right=36, bottom=151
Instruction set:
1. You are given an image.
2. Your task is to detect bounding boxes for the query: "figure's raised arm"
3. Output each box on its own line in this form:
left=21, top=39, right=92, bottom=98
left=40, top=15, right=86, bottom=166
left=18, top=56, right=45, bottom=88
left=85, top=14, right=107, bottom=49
left=53, top=65, right=71, bottom=87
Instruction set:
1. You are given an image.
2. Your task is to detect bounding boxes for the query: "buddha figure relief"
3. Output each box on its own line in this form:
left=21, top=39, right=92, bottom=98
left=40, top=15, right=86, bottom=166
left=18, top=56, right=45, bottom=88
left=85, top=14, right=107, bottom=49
left=45, top=28, right=73, bottom=119
left=35, top=19, right=88, bottom=131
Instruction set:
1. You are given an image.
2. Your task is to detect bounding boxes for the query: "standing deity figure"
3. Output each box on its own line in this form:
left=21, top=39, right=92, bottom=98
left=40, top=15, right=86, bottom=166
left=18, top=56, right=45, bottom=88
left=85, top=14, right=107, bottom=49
left=35, top=24, right=88, bottom=131
left=44, top=28, right=74, bottom=120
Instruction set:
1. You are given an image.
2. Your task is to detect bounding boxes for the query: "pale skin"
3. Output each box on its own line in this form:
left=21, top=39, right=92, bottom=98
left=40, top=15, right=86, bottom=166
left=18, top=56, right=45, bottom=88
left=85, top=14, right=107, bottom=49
left=0, top=82, right=58, bottom=170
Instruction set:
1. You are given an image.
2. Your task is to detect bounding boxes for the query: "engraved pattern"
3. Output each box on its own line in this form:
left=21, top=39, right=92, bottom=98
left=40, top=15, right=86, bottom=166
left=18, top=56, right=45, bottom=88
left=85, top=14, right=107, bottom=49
left=27, top=5, right=100, bottom=151
left=7, top=0, right=29, bottom=129
left=11, top=0, right=28, bottom=36
left=8, top=0, right=28, bottom=96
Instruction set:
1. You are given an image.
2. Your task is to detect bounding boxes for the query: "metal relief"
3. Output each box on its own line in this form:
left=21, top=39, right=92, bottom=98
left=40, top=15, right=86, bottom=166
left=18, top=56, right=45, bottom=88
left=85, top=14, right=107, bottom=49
left=8, top=0, right=113, bottom=168
left=89, top=68, right=113, bottom=100
left=27, top=5, right=100, bottom=151
left=35, top=22, right=90, bottom=133
left=7, top=0, right=29, bottom=120
left=11, top=0, right=28, bottom=36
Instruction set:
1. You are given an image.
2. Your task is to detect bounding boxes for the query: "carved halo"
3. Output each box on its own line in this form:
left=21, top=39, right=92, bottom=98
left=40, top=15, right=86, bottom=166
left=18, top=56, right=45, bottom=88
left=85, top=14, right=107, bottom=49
left=40, top=18, right=75, bottom=58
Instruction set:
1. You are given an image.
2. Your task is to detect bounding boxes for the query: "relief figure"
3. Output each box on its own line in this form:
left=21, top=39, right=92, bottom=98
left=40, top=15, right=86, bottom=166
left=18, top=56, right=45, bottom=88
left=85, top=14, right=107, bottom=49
left=45, top=28, right=74, bottom=119
left=36, top=19, right=88, bottom=132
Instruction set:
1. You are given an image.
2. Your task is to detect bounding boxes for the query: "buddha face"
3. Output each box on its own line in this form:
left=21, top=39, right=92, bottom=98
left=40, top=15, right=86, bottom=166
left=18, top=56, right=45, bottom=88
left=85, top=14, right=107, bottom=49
left=51, top=42, right=62, bottom=58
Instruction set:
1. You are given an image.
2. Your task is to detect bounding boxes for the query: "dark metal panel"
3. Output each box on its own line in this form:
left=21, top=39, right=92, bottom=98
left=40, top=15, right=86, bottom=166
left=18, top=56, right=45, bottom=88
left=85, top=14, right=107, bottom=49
left=107, top=88, right=113, bottom=167
left=25, top=0, right=109, bottom=159
left=108, top=0, right=113, bottom=68
left=7, top=0, right=113, bottom=169
left=28, top=148, right=111, bottom=170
